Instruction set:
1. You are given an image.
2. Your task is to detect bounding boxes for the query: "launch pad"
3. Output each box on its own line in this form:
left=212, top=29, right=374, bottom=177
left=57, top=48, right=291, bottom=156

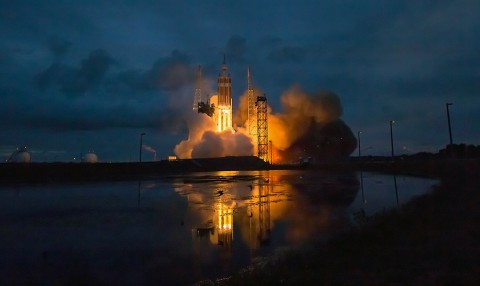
left=192, top=57, right=270, bottom=162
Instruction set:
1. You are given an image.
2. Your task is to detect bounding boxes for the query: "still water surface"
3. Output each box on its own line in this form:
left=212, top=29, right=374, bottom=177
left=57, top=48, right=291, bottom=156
left=0, top=170, right=437, bottom=285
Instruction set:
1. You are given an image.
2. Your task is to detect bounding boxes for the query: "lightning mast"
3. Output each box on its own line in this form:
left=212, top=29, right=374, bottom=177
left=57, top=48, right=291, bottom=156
left=256, top=94, right=269, bottom=162
left=247, top=66, right=257, bottom=148
left=193, top=65, right=202, bottom=111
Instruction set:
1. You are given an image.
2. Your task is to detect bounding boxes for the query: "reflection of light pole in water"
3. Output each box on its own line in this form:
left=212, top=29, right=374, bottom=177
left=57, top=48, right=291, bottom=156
left=393, top=175, right=399, bottom=207
left=446, top=103, right=453, bottom=145
left=360, top=171, right=366, bottom=204
left=137, top=181, right=142, bottom=207
left=139, top=132, right=146, bottom=162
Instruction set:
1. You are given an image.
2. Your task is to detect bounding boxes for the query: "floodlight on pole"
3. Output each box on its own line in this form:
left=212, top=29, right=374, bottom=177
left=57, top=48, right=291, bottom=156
left=139, top=133, right=146, bottom=162
left=357, top=131, right=362, bottom=157
left=389, top=120, right=395, bottom=160
left=446, top=103, right=453, bottom=145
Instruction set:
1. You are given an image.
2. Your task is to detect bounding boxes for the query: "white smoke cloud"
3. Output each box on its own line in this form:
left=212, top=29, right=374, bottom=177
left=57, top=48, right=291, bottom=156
left=142, top=144, right=156, bottom=153
left=174, top=113, right=254, bottom=159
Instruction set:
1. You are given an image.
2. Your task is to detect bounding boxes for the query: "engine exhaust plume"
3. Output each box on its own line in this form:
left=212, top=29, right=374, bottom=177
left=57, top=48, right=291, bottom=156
left=174, top=113, right=254, bottom=159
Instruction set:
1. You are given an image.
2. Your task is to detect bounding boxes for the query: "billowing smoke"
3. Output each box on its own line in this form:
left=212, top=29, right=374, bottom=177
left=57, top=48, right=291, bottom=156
left=236, top=85, right=356, bottom=163
left=174, top=113, right=254, bottom=159
left=142, top=144, right=157, bottom=160
left=142, top=144, right=156, bottom=153
left=268, top=85, right=342, bottom=150
left=175, top=77, right=355, bottom=161
left=279, top=118, right=357, bottom=162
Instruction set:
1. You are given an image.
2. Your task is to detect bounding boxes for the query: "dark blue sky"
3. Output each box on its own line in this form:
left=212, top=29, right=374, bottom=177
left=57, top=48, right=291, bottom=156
left=1, top=0, right=479, bottom=162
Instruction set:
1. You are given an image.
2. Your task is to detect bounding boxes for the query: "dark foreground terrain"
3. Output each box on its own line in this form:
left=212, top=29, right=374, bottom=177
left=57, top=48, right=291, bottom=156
left=202, top=159, right=480, bottom=285
left=2, top=157, right=479, bottom=285
left=0, top=156, right=269, bottom=183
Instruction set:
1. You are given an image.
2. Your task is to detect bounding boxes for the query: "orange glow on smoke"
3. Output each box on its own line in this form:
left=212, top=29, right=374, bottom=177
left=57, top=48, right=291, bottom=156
left=175, top=85, right=341, bottom=163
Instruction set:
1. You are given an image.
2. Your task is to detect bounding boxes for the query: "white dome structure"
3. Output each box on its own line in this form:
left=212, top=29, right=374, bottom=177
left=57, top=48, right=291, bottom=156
left=83, top=152, right=98, bottom=163
left=13, top=150, right=31, bottom=163
left=8, top=147, right=32, bottom=163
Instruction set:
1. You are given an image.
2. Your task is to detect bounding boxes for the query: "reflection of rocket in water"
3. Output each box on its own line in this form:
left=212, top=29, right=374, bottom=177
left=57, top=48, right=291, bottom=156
left=214, top=200, right=234, bottom=248
left=189, top=198, right=235, bottom=249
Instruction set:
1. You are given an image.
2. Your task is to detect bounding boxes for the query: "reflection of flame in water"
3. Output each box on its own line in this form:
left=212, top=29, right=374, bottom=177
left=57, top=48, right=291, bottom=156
left=244, top=174, right=274, bottom=250
left=170, top=169, right=361, bottom=280
left=177, top=170, right=351, bottom=249
left=213, top=200, right=234, bottom=247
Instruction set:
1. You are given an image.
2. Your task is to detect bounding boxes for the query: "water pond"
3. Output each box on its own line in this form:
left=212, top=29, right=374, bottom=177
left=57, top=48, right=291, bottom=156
left=0, top=170, right=437, bottom=285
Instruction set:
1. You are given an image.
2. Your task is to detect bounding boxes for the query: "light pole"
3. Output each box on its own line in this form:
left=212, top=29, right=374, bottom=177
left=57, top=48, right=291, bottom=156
left=357, top=131, right=362, bottom=157
left=446, top=103, right=453, bottom=145
left=389, top=120, right=395, bottom=160
left=139, top=132, right=146, bottom=162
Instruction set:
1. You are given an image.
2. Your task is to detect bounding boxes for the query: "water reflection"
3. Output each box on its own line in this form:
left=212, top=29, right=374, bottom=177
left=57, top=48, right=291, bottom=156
left=360, top=171, right=366, bottom=204
left=214, top=199, right=234, bottom=247
left=185, top=173, right=274, bottom=252
left=137, top=181, right=141, bottom=206
left=0, top=170, right=437, bottom=285
left=176, top=170, right=361, bottom=253
left=280, top=171, right=359, bottom=244
left=394, top=175, right=399, bottom=207
left=137, top=181, right=159, bottom=207
left=353, top=172, right=437, bottom=217
left=245, top=179, right=272, bottom=249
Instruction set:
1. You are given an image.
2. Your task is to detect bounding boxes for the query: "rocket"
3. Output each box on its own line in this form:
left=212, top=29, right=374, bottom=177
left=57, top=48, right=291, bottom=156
left=217, top=55, right=232, bottom=107
left=213, top=55, right=233, bottom=132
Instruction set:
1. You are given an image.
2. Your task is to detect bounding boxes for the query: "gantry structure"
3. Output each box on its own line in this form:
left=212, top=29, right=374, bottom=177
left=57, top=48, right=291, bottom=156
left=256, top=95, right=269, bottom=162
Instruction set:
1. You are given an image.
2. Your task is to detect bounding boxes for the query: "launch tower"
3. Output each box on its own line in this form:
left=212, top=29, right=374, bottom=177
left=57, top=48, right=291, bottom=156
left=256, top=95, right=269, bottom=162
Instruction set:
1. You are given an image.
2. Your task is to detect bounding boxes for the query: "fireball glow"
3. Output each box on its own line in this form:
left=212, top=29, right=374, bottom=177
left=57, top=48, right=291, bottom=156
left=174, top=61, right=355, bottom=163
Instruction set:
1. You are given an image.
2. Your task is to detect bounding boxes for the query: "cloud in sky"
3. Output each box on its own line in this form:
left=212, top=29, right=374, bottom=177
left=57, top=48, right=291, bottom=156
left=47, top=36, right=72, bottom=58
left=268, top=45, right=306, bottom=63
left=34, top=49, right=114, bottom=95
left=225, top=35, right=247, bottom=63
left=0, top=0, right=479, bottom=161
